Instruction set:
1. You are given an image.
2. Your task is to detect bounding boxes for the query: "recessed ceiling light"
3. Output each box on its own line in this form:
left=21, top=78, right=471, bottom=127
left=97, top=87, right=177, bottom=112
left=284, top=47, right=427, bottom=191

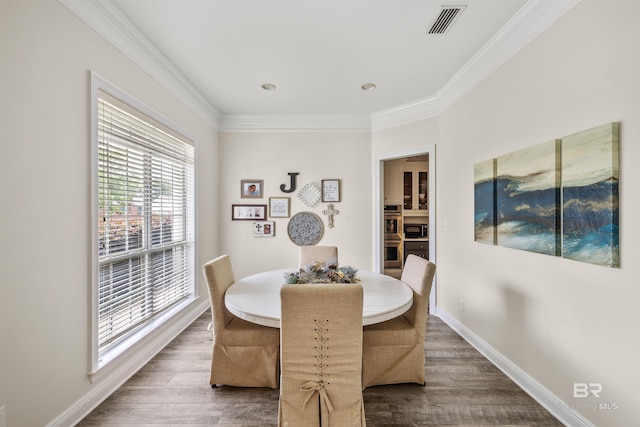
left=262, top=83, right=277, bottom=91
left=361, top=83, right=376, bottom=91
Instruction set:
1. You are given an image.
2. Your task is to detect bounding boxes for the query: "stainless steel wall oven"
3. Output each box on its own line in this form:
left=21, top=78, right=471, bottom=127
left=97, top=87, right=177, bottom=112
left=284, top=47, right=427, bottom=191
left=384, top=204, right=402, bottom=241
left=384, top=239, right=403, bottom=268
left=384, top=204, right=404, bottom=268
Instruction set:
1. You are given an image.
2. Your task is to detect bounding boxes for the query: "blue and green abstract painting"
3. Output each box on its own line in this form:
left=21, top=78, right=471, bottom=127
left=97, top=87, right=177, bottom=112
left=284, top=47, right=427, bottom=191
left=561, top=123, right=619, bottom=267
left=495, top=140, right=561, bottom=256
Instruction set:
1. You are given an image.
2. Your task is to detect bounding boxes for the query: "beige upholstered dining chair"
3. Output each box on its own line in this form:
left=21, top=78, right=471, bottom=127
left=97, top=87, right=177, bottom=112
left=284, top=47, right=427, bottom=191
left=203, top=255, right=280, bottom=388
left=361, top=254, right=436, bottom=388
left=278, top=283, right=366, bottom=426
left=298, top=245, right=338, bottom=269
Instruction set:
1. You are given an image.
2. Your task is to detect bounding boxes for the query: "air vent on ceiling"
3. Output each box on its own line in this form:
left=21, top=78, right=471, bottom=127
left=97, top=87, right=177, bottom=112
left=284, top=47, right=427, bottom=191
left=428, top=5, right=466, bottom=34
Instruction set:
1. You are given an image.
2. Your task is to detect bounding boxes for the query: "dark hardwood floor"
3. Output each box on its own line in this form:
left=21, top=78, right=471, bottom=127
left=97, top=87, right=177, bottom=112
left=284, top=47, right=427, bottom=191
left=78, top=311, right=563, bottom=426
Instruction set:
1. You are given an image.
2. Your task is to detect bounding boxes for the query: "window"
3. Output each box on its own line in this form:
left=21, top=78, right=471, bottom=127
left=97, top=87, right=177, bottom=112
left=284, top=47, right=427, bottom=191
left=92, top=76, right=195, bottom=371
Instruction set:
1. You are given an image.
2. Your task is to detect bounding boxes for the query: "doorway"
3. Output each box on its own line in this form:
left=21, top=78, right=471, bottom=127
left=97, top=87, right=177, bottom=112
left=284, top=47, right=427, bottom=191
left=375, top=145, right=436, bottom=312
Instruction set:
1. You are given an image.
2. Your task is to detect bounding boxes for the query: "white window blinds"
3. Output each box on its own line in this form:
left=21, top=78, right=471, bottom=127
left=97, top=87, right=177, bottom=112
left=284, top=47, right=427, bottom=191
left=96, top=91, right=195, bottom=354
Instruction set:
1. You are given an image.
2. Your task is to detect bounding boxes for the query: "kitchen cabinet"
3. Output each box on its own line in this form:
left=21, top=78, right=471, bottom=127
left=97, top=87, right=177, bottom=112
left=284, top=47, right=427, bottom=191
left=403, top=162, right=428, bottom=214
left=383, top=162, right=403, bottom=204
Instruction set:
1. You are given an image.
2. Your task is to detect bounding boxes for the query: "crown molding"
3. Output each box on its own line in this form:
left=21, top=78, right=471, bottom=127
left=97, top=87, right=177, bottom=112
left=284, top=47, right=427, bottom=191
left=435, top=0, right=581, bottom=113
left=371, top=0, right=580, bottom=131
left=59, top=0, right=221, bottom=130
left=219, top=115, right=372, bottom=132
left=60, top=0, right=579, bottom=132
left=371, top=96, right=440, bottom=131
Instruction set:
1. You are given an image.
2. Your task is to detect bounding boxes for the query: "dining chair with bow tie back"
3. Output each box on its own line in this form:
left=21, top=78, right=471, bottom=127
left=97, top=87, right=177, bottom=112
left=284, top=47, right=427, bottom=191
left=278, top=283, right=366, bottom=426
left=361, top=254, right=436, bottom=388
left=203, top=254, right=280, bottom=388
left=298, top=245, right=339, bottom=269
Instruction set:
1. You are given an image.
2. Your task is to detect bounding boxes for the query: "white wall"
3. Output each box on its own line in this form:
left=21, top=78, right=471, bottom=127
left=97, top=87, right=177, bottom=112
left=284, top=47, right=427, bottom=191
left=2, top=0, right=638, bottom=426
left=219, top=131, right=372, bottom=279
left=0, top=1, right=219, bottom=426
left=374, top=1, right=639, bottom=426
left=372, top=118, right=439, bottom=156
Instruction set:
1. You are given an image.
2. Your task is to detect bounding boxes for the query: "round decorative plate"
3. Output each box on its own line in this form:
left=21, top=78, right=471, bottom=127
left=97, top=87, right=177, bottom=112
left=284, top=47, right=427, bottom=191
left=288, top=211, right=324, bottom=246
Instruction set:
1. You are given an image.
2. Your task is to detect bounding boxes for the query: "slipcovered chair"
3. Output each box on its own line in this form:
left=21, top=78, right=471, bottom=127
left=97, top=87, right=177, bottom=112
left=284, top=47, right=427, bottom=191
left=278, top=283, right=366, bottom=426
left=203, top=255, right=280, bottom=388
left=298, top=245, right=338, bottom=269
left=362, top=254, right=436, bottom=388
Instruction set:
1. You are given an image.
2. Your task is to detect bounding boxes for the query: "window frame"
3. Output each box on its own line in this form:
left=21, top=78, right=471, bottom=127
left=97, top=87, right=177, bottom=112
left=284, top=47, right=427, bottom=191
left=90, top=72, right=198, bottom=375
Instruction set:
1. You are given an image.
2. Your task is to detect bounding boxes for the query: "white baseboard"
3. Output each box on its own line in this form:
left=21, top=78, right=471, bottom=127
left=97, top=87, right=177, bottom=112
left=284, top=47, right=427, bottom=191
left=435, top=307, right=594, bottom=427
left=47, top=300, right=210, bottom=427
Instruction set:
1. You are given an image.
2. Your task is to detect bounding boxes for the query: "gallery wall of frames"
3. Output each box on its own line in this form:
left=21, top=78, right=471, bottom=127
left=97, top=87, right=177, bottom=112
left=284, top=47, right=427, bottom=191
left=474, top=122, right=620, bottom=268
left=232, top=174, right=342, bottom=245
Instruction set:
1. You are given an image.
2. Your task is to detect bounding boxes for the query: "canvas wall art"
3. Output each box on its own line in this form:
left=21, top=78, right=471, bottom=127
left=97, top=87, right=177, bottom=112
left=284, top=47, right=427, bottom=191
left=561, top=123, right=620, bottom=267
left=474, top=159, right=497, bottom=245
left=495, top=139, right=561, bottom=256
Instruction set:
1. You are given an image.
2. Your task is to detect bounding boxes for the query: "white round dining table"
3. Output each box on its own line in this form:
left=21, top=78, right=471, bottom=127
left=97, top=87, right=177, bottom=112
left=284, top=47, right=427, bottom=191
left=225, top=268, right=413, bottom=328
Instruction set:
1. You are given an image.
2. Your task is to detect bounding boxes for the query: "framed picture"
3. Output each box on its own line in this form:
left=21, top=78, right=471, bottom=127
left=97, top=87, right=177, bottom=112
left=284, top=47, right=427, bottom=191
left=232, top=204, right=267, bottom=220
left=321, top=179, right=341, bottom=202
left=269, top=197, right=290, bottom=218
left=241, top=179, right=263, bottom=198
left=254, top=221, right=275, bottom=237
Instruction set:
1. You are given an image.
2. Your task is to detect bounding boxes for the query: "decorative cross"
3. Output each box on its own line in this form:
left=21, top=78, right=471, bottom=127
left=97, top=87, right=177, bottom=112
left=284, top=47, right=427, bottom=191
left=322, top=204, right=340, bottom=228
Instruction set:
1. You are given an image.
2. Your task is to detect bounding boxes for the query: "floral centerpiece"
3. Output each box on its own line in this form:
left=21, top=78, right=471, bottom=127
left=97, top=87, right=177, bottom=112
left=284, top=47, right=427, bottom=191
left=285, top=259, right=359, bottom=284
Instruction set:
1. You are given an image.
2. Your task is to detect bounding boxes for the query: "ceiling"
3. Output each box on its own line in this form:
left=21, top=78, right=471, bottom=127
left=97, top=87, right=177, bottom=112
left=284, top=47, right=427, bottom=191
left=64, top=0, right=578, bottom=129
